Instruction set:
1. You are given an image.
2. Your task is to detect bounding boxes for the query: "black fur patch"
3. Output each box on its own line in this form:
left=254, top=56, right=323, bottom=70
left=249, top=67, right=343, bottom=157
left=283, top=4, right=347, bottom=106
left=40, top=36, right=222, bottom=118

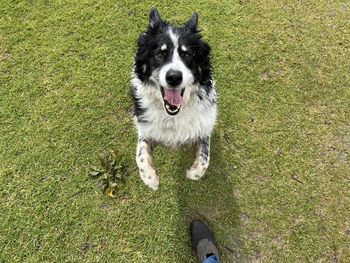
left=131, top=84, right=148, bottom=123
left=199, top=137, right=210, bottom=158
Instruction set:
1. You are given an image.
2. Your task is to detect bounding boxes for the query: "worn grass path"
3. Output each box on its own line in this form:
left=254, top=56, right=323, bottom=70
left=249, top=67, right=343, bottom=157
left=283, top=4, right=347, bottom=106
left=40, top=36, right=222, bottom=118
left=1, top=1, right=349, bottom=262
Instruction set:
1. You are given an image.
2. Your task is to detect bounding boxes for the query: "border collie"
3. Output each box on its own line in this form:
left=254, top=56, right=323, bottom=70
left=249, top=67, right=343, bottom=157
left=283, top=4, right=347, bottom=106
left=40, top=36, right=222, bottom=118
left=131, top=8, right=217, bottom=190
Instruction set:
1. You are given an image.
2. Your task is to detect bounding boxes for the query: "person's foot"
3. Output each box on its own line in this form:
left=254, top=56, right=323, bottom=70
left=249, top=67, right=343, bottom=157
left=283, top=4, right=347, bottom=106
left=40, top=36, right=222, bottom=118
left=190, top=220, right=220, bottom=262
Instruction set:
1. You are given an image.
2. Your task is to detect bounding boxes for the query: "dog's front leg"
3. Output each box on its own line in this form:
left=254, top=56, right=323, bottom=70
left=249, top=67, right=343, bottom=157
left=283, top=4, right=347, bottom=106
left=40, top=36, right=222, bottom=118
left=186, top=137, right=210, bottom=180
left=136, top=138, right=159, bottom=190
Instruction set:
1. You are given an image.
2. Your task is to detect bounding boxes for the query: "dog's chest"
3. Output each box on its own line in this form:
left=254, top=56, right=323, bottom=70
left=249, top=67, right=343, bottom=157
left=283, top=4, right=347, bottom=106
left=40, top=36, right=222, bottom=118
left=137, top=99, right=216, bottom=147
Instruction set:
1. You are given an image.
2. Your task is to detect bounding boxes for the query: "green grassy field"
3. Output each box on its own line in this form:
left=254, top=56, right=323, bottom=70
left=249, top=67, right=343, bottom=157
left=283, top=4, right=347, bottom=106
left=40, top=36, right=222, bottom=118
left=1, top=1, right=349, bottom=262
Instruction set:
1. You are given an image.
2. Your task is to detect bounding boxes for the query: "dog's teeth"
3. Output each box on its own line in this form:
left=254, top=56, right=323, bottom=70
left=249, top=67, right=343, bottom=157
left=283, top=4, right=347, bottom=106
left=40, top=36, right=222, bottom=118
left=165, top=103, right=180, bottom=113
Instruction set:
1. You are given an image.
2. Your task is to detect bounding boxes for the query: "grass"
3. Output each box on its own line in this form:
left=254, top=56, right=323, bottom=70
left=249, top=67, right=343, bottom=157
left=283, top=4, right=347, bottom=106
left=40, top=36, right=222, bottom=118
left=0, top=0, right=349, bottom=262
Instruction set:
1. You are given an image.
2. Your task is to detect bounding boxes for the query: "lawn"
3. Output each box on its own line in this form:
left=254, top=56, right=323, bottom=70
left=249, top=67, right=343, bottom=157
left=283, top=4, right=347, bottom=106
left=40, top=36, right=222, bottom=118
left=1, top=0, right=349, bottom=262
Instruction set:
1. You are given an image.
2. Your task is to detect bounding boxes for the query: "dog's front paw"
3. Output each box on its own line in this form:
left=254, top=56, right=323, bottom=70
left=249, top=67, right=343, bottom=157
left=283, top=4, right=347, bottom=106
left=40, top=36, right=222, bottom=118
left=186, top=165, right=207, bottom=180
left=140, top=167, right=159, bottom=191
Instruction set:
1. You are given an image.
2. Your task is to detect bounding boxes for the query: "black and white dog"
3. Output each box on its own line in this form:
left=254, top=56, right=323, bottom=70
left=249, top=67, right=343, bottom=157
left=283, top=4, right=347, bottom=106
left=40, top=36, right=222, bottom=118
left=131, top=8, right=217, bottom=190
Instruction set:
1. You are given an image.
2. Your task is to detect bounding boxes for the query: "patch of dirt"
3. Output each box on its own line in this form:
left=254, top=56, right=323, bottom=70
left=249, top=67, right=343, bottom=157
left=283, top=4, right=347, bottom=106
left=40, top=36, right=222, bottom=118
left=240, top=212, right=250, bottom=225
left=332, top=248, right=340, bottom=263
left=319, top=126, right=350, bottom=166
left=234, top=189, right=243, bottom=199
left=99, top=203, right=111, bottom=210
left=249, top=250, right=262, bottom=263
left=271, top=235, right=284, bottom=246
left=223, top=234, right=247, bottom=263
left=79, top=241, right=94, bottom=256
left=259, top=68, right=286, bottom=81
left=311, top=101, right=350, bottom=171
left=308, top=105, right=337, bottom=126
left=197, top=208, right=222, bottom=221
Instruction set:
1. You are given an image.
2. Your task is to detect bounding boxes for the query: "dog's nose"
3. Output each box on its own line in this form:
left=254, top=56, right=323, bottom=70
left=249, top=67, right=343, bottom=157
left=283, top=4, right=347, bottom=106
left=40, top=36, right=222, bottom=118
left=166, top=70, right=183, bottom=87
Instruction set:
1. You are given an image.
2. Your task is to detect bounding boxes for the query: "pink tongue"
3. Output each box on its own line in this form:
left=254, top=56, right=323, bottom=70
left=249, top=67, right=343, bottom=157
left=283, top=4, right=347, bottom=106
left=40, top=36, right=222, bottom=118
left=163, top=89, right=183, bottom=106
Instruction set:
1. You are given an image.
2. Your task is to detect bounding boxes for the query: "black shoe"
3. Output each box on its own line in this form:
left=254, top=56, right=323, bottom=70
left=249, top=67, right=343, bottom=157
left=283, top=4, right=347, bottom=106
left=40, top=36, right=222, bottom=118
left=190, top=220, right=220, bottom=262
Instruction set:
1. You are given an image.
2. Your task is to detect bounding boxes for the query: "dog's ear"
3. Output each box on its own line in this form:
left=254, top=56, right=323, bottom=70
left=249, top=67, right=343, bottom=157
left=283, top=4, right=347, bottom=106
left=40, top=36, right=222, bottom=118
left=149, top=8, right=161, bottom=28
left=185, top=13, right=199, bottom=33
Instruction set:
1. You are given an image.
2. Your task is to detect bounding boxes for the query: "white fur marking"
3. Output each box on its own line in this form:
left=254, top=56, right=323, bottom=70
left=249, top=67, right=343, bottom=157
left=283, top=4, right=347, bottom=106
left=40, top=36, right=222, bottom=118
left=136, top=139, right=159, bottom=190
left=168, top=29, right=178, bottom=46
left=158, top=29, right=194, bottom=90
left=186, top=148, right=210, bottom=180
left=161, top=44, right=167, bottom=51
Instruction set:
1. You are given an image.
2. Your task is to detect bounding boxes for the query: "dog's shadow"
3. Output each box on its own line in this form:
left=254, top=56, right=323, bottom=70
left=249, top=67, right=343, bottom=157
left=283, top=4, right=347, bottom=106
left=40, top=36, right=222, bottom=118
left=167, top=132, right=245, bottom=262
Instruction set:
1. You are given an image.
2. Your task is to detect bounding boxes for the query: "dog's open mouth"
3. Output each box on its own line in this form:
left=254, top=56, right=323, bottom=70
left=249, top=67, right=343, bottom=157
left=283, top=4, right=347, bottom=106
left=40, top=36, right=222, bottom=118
left=161, top=87, right=185, bottom=115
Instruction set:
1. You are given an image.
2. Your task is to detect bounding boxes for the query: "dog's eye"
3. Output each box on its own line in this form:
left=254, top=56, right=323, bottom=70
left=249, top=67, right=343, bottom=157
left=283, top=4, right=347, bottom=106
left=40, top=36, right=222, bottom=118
left=155, top=51, right=166, bottom=60
left=180, top=51, right=193, bottom=59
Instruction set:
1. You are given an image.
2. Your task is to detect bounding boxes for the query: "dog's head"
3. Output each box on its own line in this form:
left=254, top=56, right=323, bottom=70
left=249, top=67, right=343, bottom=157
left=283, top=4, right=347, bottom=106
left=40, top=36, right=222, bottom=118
left=134, top=8, right=212, bottom=116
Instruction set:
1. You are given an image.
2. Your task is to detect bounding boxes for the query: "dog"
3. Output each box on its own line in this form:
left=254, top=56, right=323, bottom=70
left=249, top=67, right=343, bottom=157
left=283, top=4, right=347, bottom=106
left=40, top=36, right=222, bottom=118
left=131, top=8, right=217, bottom=190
